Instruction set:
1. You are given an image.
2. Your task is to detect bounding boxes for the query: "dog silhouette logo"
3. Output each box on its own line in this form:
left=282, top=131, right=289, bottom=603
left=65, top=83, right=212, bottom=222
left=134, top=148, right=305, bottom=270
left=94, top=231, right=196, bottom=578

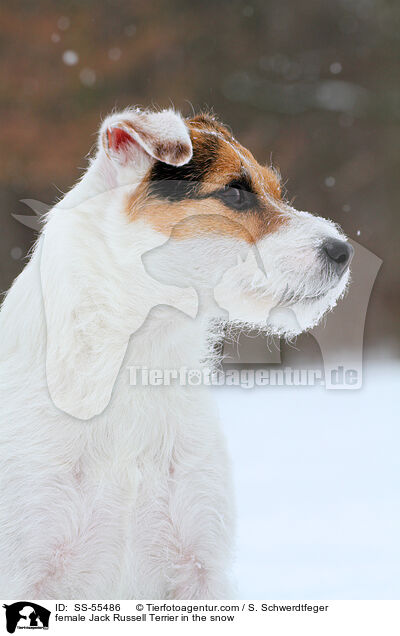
left=2, top=603, right=50, bottom=633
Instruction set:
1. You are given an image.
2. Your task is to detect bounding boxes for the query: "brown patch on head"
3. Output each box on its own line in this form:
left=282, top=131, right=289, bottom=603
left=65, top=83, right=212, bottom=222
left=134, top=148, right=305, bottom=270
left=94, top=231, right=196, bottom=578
left=126, top=112, right=287, bottom=243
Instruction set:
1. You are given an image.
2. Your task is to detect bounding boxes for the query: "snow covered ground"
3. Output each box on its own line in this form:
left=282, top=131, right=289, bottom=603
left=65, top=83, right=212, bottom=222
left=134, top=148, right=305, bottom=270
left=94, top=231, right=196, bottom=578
left=214, top=362, right=400, bottom=599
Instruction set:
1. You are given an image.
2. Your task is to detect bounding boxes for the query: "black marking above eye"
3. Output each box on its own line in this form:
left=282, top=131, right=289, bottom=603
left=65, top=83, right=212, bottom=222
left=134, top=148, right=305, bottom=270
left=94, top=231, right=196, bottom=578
left=148, top=132, right=219, bottom=202
left=215, top=179, right=257, bottom=212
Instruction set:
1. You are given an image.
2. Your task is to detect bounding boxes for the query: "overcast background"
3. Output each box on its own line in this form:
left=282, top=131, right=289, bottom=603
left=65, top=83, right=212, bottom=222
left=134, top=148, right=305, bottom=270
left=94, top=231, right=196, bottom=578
left=1, top=0, right=399, bottom=356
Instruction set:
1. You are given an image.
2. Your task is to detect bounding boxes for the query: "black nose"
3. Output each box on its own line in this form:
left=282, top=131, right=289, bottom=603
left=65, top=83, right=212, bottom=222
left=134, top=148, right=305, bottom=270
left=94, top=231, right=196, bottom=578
left=321, top=239, right=354, bottom=276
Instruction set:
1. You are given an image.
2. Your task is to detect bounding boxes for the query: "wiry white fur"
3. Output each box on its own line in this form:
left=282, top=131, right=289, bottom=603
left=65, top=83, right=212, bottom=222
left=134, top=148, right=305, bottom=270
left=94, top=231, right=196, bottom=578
left=214, top=207, right=350, bottom=333
left=0, top=109, right=233, bottom=600
left=0, top=107, right=350, bottom=599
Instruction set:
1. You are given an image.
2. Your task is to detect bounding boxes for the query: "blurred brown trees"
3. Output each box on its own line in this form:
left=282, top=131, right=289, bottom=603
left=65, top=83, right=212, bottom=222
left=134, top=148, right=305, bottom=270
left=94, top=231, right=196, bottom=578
left=1, top=0, right=398, bottom=352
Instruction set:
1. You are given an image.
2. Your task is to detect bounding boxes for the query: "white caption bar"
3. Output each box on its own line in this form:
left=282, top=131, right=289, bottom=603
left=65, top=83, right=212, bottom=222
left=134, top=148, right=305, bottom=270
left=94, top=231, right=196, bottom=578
left=1, top=600, right=399, bottom=635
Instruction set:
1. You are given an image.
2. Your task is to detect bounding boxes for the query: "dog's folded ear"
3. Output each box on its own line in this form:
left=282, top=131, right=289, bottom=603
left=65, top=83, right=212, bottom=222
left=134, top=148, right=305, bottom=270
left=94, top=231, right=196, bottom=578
left=99, top=108, right=192, bottom=179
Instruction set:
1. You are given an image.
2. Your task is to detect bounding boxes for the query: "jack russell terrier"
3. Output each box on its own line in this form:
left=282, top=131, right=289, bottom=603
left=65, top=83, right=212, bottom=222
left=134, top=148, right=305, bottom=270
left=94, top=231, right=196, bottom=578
left=0, top=107, right=353, bottom=599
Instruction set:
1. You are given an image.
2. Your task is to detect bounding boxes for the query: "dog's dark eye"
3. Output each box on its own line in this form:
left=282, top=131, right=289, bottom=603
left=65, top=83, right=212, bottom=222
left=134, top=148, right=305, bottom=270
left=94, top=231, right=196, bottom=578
left=217, top=183, right=253, bottom=211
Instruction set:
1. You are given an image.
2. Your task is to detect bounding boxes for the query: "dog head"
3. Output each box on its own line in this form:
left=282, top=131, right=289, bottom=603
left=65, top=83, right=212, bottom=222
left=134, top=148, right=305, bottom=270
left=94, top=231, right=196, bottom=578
left=118, top=110, right=353, bottom=334
left=41, top=107, right=353, bottom=419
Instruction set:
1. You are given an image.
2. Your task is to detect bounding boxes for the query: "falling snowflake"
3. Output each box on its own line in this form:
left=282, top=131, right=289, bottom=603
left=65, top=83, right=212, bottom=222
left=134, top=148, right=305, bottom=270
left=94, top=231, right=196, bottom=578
left=80, top=68, right=96, bottom=87
left=10, top=247, right=22, bottom=260
left=125, top=24, right=136, bottom=37
left=330, top=62, right=342, bottom=75
left=108, top=47, right=121, bottom=61
left=325, top=176, right=336, bottom=187
left=62, top=50, right=79, bottom=66
left=57, top=16, right=70, bottom=31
